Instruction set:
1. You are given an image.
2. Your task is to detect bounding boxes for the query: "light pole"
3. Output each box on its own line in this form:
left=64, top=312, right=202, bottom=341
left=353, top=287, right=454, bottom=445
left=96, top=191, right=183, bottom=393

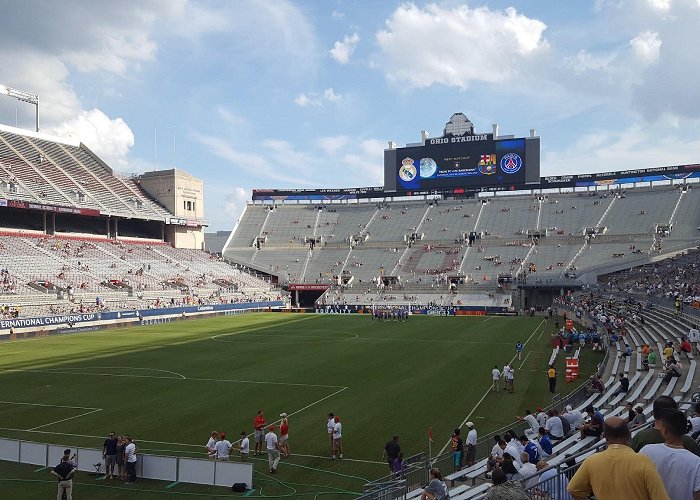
left=0, top=84, right=39, bottom=132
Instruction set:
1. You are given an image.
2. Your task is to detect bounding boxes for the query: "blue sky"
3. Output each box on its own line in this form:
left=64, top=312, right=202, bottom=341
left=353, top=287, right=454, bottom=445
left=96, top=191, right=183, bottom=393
left=1, top=0, right=700, bottom=230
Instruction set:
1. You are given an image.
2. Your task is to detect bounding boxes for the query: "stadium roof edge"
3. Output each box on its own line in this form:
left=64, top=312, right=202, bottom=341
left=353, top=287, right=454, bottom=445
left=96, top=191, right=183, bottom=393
left=0, top=122, right=80, bottom=148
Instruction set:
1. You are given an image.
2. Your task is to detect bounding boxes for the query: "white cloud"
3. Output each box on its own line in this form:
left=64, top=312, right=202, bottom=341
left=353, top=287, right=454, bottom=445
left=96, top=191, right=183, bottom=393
left=293, top=88, right=342, bottom=107
left=330, top=32, right=360, bottom=64
left=323, top=88, right=341, bottom=101
left=45, top=109, right=135, bottom=169
left=565, top=50, right=617, bottom=74
left=543, top=125, right=700, bottom=176
left=331, top=10, right=345, bottom=20
left=317, top=135, right=350, bottom=155
left=224, top=187, right=250, bottom=222
left=648, top=0, right=672, bottom=10
left=630, top=31, right=662, bottom=65
left=374, top=4, right=547, bottom=89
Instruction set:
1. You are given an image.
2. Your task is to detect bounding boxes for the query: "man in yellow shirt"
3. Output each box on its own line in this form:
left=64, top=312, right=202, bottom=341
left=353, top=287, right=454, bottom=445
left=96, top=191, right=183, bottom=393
left=567, top=416, right=669, bottom=500
left=547, top=365, right=556, bottom=393
left=663, top=343, right=674, bottom=366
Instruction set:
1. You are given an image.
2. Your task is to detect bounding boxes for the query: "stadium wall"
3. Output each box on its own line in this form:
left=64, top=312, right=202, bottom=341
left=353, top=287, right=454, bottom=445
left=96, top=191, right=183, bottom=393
left=0, top=301, right=285, bottom=339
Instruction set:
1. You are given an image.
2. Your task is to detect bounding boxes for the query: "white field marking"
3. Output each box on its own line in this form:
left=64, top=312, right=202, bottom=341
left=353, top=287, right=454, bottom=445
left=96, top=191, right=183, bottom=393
left=482, top=316, right=496, bottom=323
left=518, top=351, right=533, bottom=370
left=27, top=408, right=103, bottom=431
left=0, top=400, right=100, bottom=411
left=437, top=319, right=546, bottom=456
left=211, top=328, right=359, bottom=345
left=6, top=368, right=345, bottom=389
left=23, top=366, right=188, bottom=380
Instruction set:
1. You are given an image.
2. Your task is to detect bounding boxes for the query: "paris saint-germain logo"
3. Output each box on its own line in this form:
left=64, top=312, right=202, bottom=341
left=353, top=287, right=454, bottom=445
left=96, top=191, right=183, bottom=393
left=500, top=153, right=522, bottom=174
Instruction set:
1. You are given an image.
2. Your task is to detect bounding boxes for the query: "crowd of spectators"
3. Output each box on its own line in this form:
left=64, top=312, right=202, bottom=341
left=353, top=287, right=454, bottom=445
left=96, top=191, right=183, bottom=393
left=603, top=249, right=700, bottom=308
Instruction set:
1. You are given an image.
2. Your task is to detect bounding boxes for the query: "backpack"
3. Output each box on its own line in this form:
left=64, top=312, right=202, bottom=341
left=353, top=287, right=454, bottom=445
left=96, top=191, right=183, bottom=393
left=231, top=483, right=247, bottom=492
left=559, top=416, right=571, bottom=436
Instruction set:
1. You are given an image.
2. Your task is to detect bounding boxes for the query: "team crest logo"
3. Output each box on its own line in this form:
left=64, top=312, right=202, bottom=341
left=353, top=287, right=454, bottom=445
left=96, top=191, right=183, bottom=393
left=500, top=153, right=522, bottom=174
left=479, top=154, right=497, bottom=175
left=399, top=158, right=417, bottom=182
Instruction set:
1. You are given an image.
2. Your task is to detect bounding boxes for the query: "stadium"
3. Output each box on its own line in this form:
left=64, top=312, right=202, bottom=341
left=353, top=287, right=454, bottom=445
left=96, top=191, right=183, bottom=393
left=0, top=87, right=699, bottom=500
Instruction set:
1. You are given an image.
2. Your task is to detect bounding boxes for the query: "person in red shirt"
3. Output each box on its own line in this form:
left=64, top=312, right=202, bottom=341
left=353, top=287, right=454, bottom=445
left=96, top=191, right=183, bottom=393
left=253, top=410, right=266, bottom=456
left=680, top=338, right=692, bottom=354
left=279, top=413, right=290, bottom=458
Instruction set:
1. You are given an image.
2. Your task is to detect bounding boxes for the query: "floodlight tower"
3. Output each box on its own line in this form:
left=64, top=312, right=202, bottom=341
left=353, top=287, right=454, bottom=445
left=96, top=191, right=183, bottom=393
left=0, top=84, right=39, bottom=132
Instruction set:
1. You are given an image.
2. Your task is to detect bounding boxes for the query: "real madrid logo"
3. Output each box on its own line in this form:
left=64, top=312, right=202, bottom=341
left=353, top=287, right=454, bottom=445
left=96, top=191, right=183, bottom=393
left=500, top=153, right=522, bottom=174
left=399, top=158, right=417, bottom=182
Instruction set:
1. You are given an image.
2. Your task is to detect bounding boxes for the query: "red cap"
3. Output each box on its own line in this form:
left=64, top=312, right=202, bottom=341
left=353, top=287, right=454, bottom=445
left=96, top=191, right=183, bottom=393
left=334, top=415, right=340, bottom=422
left=536, top=406, right=543, bottom=412
left=269, top=425, right=275, bottom=431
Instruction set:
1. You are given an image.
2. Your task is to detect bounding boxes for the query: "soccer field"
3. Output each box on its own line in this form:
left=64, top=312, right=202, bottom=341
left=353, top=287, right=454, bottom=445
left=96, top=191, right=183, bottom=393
left=0, top=313, right=601, bottom=498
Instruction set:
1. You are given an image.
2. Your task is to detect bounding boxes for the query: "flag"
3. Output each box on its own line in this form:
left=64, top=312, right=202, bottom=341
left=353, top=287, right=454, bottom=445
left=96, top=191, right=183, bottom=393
left=428, top=427, right=433, bottom=443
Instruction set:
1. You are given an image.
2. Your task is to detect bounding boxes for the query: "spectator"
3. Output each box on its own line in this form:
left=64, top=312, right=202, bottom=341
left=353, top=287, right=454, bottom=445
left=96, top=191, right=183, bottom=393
left=548, top=365, right=557, bottom=393
left=520, top=436, right=540, bottom=467
left=383, top=435, right=401, bottom=472
left=662, top=359, right=682, bottom=384
left=563, top=405, right=584, bottom=430
left=205, top=431, right=219, bottom=458
left=640, top=408, right=700, bottom=500
left=465, top=422, right=477, bottom=467
left=516, top=409, right=540, bottom=438
left=538, top=427, right=553, bottom=458
left=239, top=431, right=250, bottom=462
left=451, top=428, right=464, bottom=471
left=545, top=410, right=564, bottom=441
left=567, top=417, right=669, bottom=500
left=124, top=435, right=137, bottom=484
left=631, top=396, right=700, bottom=456
left=613, top=373, right=629, bottom=396
left=627, top=406, right=646, bottom=429
left=515, top=452, right=538, bottom=490
left=492, top=365, right=501, bottom=392
left=102, top=431, right=118, bottom=479
left=265, top=425, right=280, bottom=473
left=51, top=453, right=76, bottom=500
left=485, top=438, right=506, bottom=478
left=484, top=468, right=529, bottom=500
left=215, top=433, right=232, bottom=461
left=579, top=405, right=603, bottom=440
left=535, top=459, right=572, bottom=500
left=420, top=468, right=449, bottom=500
left=689, top=403, right=700, bottom=439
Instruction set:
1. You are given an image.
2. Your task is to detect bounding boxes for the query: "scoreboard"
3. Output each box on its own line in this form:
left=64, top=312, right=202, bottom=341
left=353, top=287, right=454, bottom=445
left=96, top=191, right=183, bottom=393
left=385, top=132, right=540, bottom=193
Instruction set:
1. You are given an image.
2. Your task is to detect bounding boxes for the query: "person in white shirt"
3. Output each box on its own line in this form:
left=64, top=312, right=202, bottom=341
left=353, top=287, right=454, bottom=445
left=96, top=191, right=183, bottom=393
left=504, top=364, right=514, bottom=393
left=545, top=410, right=564, bottom=441
left=504, top=437, right=522, bottom=468
left=491, top=365, right=501, bottom=392
left=640, top=408, right=700, bottom=500
left=536, top=407, right=548, bottom=427
left=563, top=405, right=584, bottom=430
left=465, top=422, right=478, bottom=466
left=215, top=433, right=232, bottom=461
left=517, top=410, right=540, bottom=438
left=265, top=426, right=280, bottom=473
left=689, top=324, right=700, bottom=354
left=205, top=431, right=219, bottom=458
left=239, top=431, right=250, bottom=462
left=124, top=436, right=137, bottom=484
left=516, top=452, right=538, bottom=490
left=332, top=416, right=343, bottom=460
left=326, top=413, right=335, bottom=457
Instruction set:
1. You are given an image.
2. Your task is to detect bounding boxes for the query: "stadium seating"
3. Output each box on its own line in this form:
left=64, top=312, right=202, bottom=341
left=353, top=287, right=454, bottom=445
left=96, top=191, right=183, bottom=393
left=224, top=185, right=700, bottom=289
left=0, top=128, right=175, bottom=221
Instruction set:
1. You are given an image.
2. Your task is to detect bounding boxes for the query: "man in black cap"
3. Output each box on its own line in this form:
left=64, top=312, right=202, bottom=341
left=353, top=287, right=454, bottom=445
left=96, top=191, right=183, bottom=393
left=51, top=451, right=76, bottom=500
left=382, top=435, right=400, bottom=472
left=631, top=395, right=700, bottom=456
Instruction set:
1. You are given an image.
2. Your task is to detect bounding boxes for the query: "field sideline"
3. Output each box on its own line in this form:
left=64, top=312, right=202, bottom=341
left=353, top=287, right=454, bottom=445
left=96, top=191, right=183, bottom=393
left=0, top=313, right=601, bottom=498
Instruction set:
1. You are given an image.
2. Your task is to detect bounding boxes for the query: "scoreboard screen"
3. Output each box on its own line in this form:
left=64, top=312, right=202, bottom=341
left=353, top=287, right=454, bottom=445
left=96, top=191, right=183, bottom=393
left=393, top=136, right=536, bottom=191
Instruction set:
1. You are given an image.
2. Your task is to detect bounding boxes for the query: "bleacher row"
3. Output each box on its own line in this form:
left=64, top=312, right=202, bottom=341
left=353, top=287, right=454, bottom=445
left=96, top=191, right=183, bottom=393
left=225, top=185, right=700, bottom=285
left=0, top=234, right=279, bottom=317
left=0, top=126, right=173, bottom=221
left=393, top=297, right=699, bottom=500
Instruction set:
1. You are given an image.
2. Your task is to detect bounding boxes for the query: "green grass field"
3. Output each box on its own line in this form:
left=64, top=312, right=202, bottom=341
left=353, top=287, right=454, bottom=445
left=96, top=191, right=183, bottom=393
left=0, top=313, right=601, bottom=498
